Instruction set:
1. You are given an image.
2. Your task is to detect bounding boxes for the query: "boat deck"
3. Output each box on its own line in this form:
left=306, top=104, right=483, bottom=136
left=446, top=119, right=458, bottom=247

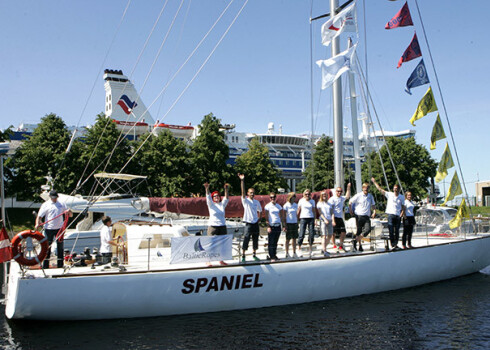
left=19, top=233, right=488, bottom=278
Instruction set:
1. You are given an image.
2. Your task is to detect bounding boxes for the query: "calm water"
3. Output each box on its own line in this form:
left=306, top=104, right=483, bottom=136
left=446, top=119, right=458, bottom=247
left=1, top=270, right=489, bottom=350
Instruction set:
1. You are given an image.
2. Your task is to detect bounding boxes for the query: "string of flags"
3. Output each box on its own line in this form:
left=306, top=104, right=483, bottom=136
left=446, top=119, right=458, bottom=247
left=385, top=1, right=468, bottom=225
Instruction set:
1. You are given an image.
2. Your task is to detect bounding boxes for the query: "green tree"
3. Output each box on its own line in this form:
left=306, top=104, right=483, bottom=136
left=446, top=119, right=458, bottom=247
left=362, top=137, right=437, bottom=200
left=0, top=126, right=13, bottom=142
left=190, top=113, right=232, bottom=195
left=7, top=114, right=71, bottom=200
left=77, top=113, right=132, bottom=195
left=298, top=136, right=352, bottom=192
left=233, top=137, right=286, bottom=194
left=132, top=130, right=191, bottom=197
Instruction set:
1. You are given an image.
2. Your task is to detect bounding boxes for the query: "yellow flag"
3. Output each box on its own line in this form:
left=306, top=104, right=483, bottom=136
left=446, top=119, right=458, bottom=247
left=442, top=172, right=462, bottom=205
left=435, top=143, right=454, bottom=182
left=449, top=198, right=469, bottom=229
left=430, top=114, right=446, bottom=150
left=410, top=87, right=438, bottom=126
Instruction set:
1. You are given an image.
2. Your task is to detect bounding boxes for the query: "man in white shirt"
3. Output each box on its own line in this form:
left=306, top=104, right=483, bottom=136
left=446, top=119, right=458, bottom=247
left=35, top=190, right=72, bottom=269
left=349, top=183, right=376, bottom=252
left=328, top=183, right=351, bottom=252
left=297, top=189, right=316, bottom=258
left=372, top=178, right=405, bottom=250
left=265, top=192, right=284, bottom=262
left=239, top=174, right=262, bottom=262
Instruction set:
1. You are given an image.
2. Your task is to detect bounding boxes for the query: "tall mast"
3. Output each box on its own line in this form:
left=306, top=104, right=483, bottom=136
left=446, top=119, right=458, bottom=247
left=347, top=38, right=362, bottom=193
left=330, top=0, right=343, bottom=188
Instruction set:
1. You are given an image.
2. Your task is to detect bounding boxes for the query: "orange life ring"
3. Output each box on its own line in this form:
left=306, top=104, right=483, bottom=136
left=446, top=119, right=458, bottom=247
left=11, top=230, right=49, bottom=266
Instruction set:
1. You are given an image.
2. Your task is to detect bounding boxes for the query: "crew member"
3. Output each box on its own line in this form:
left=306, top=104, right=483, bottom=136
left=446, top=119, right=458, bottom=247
left=35, top=190, right=72, bottom=269
left=204, top=182, right=230, bottom=266
left=283, top=192, right=299, bottom=258
left=297, top=189, right=316, bottom=258
left=349, top=183, right=376, bottom=252
left=99, top=216, right=120, bottom=264
left=317, top=190, right=334, bottom=257
left=239, top=174, right=262, bottom=262
left=402, top=191, right=416, bottom=249
left=372, top=178, right=405, bottom=250
left=264, top=192, right=284, bottom=261
left=328, top=183, right=351, bottom=252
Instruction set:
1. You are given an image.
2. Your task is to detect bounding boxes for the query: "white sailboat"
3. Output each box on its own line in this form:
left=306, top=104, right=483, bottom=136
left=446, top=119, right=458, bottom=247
left=3, top=0, right=490, bottom=321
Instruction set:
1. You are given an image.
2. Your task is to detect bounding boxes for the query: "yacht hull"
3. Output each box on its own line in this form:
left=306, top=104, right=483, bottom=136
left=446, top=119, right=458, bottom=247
left=5, top=235, right=490, bottom=320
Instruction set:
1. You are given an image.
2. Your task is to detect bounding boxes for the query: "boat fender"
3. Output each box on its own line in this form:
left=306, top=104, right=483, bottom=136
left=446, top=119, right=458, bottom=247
left=11, top=230, right=49, bottom=266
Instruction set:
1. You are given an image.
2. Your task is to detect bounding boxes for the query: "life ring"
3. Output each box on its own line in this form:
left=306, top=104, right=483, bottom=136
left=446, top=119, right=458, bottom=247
left=11, top=230, right=49, bottom=266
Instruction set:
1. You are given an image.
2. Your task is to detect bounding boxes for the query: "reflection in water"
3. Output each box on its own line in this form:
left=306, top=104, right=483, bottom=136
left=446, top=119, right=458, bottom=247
left=0, top=272, right=489, bottom=349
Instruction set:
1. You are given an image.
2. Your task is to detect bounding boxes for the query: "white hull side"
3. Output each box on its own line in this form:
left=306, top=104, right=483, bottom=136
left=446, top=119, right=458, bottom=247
left=6, top=236, right=490, bottom=320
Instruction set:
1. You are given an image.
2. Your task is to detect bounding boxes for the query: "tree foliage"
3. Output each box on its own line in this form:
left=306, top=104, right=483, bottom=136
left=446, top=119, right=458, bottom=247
left=189, top=113, right=232, bottom=195
left=132, top=130, right=191, bottom=197
left=233, top=137, right=286, bottom=194
left=7, top=114, right=71, bottom=200
left=362, top=137, right=437, bottom=200
left=0, top=126, right=13, bottom=142
left=298, top=136, right=352, bottom=192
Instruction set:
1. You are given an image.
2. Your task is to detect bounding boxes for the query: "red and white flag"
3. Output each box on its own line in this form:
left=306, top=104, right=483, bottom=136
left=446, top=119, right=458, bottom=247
left=0, top=226, right=12, bottom=263
left=385, top=2, right=413, bottom=29
left=321, top=0, right=357, bottom=46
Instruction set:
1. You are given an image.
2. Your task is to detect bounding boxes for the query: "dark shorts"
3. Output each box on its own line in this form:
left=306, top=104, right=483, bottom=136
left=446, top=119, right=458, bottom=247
left=286, top=223, right=299, bottom=240
left=244, top=222, right=260, bottom=235
left=333, top=217, right=346, bottom=235
left=207, top=226, right=228, bottom=236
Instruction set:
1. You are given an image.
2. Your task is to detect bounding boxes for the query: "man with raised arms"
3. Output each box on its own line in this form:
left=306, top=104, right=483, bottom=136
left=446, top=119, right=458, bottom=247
left=239, top=174, right=262, bottom=262
left=371, top=178, right=405, bottom=251
left=349, top=183, right=376, bottom=252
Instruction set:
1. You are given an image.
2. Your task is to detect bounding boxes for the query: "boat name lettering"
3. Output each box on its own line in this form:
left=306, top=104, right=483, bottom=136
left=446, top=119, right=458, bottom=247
left=181, top=273, right=263, bottom=294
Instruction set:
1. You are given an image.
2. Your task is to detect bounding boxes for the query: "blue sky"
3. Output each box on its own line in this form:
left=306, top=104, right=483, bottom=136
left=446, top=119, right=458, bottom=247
left=1, top=0, right=489, bottom=196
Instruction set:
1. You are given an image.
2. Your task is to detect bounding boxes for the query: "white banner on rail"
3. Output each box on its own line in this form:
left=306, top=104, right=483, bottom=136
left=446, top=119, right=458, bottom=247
left=170, top=235, right=232, bottom=264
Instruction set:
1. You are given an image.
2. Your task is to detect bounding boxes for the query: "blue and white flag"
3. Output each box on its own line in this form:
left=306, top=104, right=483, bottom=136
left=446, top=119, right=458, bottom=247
left=316, top=44, right=357, bottom=89
left=170, top=235, right=232, bottom=264
left=405, top=59, right=429, bottom=94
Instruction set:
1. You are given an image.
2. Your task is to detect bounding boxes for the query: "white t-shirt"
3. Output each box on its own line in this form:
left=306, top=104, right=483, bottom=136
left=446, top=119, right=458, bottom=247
left=206, top=194, right=229, bottom=226
left=283, top=202, right=298, bottom=224
left=385, top=192, right=405, bottom=216
left=350, top=193, right=375, bottom=216
left=328, top=196, right=347, bottom=218
left=405, top=199, right=415, bottom=217
left=99, top=225, right=112, bottom=254
left=265, top=202, right=282, bottom=226
left=317, top=201, right=333, bottom=222
left=38, top=200, right=67, bottom=230
left=241, top=197, right=262, bottom=224
left=298, top=198, right=316, bottom=219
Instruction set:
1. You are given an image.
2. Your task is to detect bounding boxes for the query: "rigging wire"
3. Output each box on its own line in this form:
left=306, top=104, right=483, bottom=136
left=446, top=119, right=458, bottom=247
left=55, top=0, right=132, bottom=190
left=158, top=0, right=249, bottom=121
left=356, top=55, right=406, bottom=194
left=81, top=0, right=248, bottom=207
left=355, top=56, right=390, bottom=191
left=99, top=0, right=186, bottom=180
left=79, top=0, right=236, bottom=195
left=412, top=0, right=474, bottom=217
left=131, top=0, right=237, bottom=124
left=76, top=0, right=170, bottom=193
